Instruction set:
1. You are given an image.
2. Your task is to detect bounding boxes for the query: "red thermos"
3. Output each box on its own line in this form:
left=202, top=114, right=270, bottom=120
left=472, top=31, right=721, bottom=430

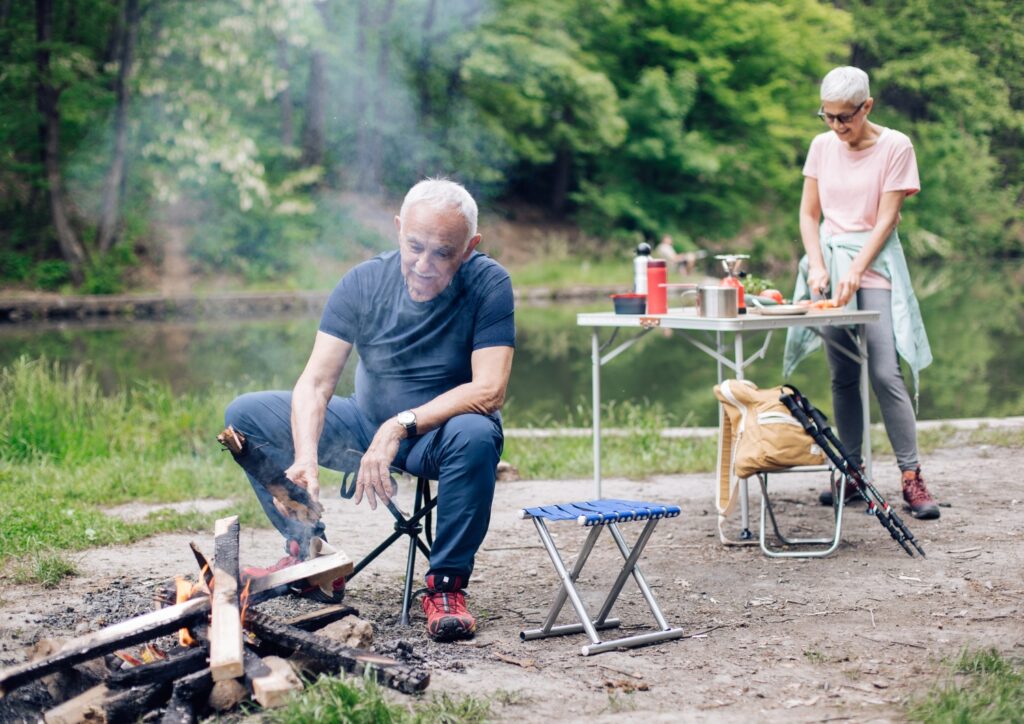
left=646, top=259, right=667, bottom=314
left=722, top=274, right=746, bottom=313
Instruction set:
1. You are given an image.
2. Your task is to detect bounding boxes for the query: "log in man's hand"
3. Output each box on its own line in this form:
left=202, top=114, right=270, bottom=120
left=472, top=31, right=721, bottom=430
left=284, top=459, right=321, bottom=519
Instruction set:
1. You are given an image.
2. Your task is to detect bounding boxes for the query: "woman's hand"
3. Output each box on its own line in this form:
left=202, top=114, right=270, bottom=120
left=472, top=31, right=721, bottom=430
left=807, top=264, right=830, bottom=298
left=834, top=267, right=863, bottom=307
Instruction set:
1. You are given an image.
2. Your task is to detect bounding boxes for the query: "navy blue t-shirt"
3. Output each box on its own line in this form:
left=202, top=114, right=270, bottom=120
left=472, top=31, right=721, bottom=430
left=319, top=250, right=515, bottom=425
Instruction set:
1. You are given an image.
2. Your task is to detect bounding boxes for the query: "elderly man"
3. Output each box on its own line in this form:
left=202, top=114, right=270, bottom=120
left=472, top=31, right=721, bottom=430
left=225, top=178, right=515, bottom=641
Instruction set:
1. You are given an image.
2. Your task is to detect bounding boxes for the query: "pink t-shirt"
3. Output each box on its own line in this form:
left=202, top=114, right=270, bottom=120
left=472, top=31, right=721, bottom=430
left=803, top=127, right=920, bottom=289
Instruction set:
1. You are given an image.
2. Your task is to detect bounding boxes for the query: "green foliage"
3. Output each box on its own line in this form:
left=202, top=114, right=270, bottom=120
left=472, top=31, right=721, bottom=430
left=908, top=648, right=1024, bottom=723
left=11, top=552, right=80, bottom=589
left=32, top=260, right=72, bottom=291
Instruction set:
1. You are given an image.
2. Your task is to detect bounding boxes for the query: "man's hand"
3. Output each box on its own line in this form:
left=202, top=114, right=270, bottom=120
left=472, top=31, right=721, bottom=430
left=285, top=459, right=321, bottom=507
left=807, top=263, right=830, bottom=298
left=354, top=420, right=402, bottom=510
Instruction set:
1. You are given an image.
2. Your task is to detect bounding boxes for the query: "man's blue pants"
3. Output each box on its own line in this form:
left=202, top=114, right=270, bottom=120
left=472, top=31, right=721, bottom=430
left=225, top=391, right=502, bottom=584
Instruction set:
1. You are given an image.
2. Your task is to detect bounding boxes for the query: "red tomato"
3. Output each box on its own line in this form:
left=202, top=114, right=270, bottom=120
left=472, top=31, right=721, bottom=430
left=759, top=289, right=785, bottom=304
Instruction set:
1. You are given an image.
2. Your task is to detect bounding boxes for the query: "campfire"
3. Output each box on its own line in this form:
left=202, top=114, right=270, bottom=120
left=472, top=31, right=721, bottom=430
left=0, top=516, right=429, bottom=721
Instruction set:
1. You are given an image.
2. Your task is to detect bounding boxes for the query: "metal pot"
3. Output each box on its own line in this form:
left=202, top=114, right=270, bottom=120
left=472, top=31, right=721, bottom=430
left=665, top=284, right=739, bottom=318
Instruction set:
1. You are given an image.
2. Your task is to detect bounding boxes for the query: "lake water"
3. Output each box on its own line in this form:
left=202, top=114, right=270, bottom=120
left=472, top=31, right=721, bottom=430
left=1, top=262, right=1021, bottom=426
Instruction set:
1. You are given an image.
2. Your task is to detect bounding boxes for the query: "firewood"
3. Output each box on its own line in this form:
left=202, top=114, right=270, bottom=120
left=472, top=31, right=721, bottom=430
left=160, top=668, right=212, bottom=724
left=320, top=615, right=374, bottom=649
left=0, top=597, right=209, bottom=699
left=217, top=426, right=324, bottom=526
left=284, top=604, right=360, bottom=632
left=210, top=516, right=244, bottom=682
left=28, top=638, right=107, bottom=703
left=43, top=682, right=169, bottom=724
left=247, top=655, right=302, bottom=709
left=207, top=678, right=248, bottom=712
left=246, top=611, right=429, bottom=694
left=106, top=646, right=209, bottom=689
left=249, top=548, right=353, bottom=603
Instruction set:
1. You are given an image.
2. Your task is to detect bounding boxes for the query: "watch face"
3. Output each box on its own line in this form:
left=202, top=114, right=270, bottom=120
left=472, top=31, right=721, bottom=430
left=397, top=411, right=415, bottom=427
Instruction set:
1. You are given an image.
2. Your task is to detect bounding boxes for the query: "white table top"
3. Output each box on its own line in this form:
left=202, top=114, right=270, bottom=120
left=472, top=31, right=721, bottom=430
left=577, top=306, right=879, bottom=332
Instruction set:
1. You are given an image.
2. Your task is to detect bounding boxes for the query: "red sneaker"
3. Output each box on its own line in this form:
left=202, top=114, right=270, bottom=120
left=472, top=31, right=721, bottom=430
left=242, top=540, right=346, bottom=603
left=421, top=574, right=475, bottom=641
left=902, top=467, right=940, bottom=520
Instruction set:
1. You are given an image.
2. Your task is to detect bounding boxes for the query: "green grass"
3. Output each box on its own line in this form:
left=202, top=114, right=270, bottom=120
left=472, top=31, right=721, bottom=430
left=271, top=673, right=492, bottom=723
left=908, top=649, right=1024, bottom=723
left=508, top=255, right=637, bottom=289
left=0, top=357, right=264, bottom=582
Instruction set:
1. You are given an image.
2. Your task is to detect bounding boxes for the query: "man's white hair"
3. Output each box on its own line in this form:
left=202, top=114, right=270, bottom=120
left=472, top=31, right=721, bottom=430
left=399, top=178, right=478, bottom=245
left=820, top=66, right=870, bottom=105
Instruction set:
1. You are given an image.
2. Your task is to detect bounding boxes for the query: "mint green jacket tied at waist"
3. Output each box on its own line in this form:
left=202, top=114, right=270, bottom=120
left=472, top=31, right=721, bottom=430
left=783, top=229, right=932, bottom=396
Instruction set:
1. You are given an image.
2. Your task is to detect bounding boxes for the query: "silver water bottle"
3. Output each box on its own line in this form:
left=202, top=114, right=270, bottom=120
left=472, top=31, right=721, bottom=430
left=633, top=242, right=652, bottom=294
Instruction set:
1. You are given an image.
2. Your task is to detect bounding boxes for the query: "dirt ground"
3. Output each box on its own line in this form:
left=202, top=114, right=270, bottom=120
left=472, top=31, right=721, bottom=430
left=1, top=437, right=1023, bottom=722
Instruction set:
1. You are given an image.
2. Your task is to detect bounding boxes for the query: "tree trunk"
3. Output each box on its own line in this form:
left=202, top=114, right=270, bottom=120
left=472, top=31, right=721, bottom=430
left=300, top=0, right=329, bottom=169
left=276, top=34, right=294, bottom=147
left=36, top=0, right=88, bottom=284
left=364, top=0, right=394, bottom=192
left=97, top=0, right=140, bottom=254
left=352, top=0, right=370, bottom=189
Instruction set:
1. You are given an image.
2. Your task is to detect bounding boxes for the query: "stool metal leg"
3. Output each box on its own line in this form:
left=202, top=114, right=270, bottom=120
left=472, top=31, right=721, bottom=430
left=521, top=520, right=611, bottom=646
left=605, top=521, right=672, bottom=631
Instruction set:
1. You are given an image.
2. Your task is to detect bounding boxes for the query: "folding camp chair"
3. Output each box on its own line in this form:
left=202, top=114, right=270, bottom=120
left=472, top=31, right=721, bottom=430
left=519, top=499, right=685, bottom=656
left=340, top=462, right=437, bottom=626
left=755, top=465, right=850, bottom=558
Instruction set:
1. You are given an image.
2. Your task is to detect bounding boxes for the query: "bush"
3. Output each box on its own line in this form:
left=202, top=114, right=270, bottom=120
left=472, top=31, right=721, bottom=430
left=32, top=259, right=71, bottom=290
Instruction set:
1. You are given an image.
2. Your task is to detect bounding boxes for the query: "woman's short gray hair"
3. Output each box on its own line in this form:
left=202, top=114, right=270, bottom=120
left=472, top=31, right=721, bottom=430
left=820, top=66, right=870, bottom=105
left=400, top=178, right=478, bottom=245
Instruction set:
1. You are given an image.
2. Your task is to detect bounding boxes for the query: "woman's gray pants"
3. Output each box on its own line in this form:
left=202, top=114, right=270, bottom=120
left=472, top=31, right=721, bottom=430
left=822, top=288, right=919, bottom=473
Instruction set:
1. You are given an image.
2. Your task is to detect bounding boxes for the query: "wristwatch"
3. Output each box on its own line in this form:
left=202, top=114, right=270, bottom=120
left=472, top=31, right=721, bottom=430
left=396, top=410, right=418, bottom=437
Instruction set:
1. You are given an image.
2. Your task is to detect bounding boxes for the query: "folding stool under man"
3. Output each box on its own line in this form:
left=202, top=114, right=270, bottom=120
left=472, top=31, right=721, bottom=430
left=519, top=499, right=685, bottom=655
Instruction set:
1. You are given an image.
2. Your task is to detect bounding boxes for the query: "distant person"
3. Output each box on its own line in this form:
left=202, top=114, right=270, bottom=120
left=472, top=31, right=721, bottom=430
left=784, top=66, right=938, bottom=519
left=225, top=178, right=515, bottom=640
left=654, top=234, right=702, bottom=275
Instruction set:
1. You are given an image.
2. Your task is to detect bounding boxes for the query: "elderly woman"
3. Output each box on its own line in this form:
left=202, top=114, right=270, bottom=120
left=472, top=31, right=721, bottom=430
left=784, top=66, right=939, bottom=519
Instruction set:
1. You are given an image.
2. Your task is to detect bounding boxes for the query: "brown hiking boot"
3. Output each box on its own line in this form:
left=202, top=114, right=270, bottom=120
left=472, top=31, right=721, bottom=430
left=902, top=467, right=940, bottom=520
left=818, top=476, right=863, bottom=507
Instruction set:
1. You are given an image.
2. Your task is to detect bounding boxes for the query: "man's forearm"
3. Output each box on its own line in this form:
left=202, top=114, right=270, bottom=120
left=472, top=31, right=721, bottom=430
left=291, top=375, right=331, bottom=465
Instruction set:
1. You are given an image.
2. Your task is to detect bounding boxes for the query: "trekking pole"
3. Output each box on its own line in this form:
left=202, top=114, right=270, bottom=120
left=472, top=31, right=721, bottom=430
left=783, top=387, right=925, bottom=558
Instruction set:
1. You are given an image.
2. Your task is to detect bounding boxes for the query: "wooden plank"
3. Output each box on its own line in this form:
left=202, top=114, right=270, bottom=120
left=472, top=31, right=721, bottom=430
left=42, top=684, right=108, bottom=724
left=160, top=668, right=213, bottom=724
left=249, top=655, right=303, bottom=709
left=210, top=516, right=244, bottom=682
left=0, top=597, right=209, bottom=699
left=249, top=549, right=353, bottom=601
left=246, top=611, right=429, bottom=694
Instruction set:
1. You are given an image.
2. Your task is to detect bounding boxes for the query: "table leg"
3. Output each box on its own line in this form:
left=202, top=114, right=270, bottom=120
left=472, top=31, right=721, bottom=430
left=592, top=328, right=602, bottom=498
left=858, top=324, right=872, bottom=479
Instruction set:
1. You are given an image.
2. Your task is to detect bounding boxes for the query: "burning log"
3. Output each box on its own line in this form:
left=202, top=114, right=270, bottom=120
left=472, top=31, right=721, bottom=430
left=209, top=516, right=244, bottom=682
left=0, top=597, right=209, bottom=699
left=217, top=426, right=324, bottom=556
left=106, top=647, right=208, bottom=689
left=246, top=611, right=429, bottom=694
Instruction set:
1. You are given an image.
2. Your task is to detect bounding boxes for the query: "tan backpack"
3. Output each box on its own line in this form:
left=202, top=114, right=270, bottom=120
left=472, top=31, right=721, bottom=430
left=713, top=379, right=826, bottom=541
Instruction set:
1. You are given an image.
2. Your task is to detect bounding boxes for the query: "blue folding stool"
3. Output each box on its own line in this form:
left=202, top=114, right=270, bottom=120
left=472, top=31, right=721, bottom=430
left=519, top=499, right=686, bottom=655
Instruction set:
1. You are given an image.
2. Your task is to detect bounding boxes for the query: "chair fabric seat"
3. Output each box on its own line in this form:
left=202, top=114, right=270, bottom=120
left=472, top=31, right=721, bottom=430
left=521, top=499, right=681, bottom=526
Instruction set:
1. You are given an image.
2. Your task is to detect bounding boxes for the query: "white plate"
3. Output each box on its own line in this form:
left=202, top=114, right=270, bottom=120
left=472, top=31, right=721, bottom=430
left=753, top=304, right=809, bottom=316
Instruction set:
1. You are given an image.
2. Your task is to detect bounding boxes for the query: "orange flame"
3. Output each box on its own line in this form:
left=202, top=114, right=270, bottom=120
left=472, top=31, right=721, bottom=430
left=175, top=576, right=198, bottom=647
left=240, top=578, right=252, bottom=628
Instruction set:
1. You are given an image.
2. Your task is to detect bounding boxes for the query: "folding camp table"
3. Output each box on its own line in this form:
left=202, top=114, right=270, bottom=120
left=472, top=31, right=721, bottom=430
left=577, top=307, right=879, bottom=544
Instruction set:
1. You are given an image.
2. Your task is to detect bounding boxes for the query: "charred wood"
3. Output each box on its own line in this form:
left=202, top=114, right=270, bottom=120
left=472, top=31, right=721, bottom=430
left=159, top=668, right=212, bottom=724
left=43, top=681, right=169, bottom=724
left=246, top=611, right=429, bottom=694
left=106, top=646, right=208, bottom=689
left=210, top=516, right=244, bottom=682
left=284, top=604, right=360, bottom=632
left=0, top=597, right=209, bottom=699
